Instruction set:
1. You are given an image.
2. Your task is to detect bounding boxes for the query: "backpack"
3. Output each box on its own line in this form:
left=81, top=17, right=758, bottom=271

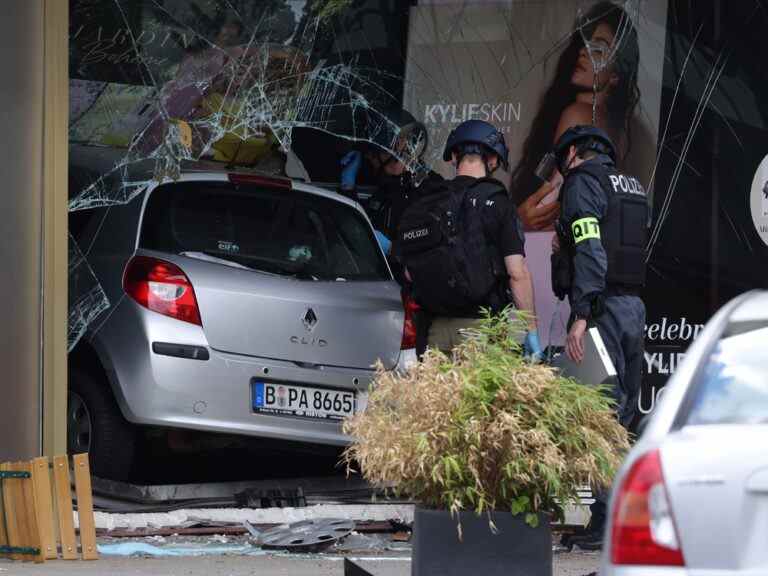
left=396, top=177, right=508, bottom=316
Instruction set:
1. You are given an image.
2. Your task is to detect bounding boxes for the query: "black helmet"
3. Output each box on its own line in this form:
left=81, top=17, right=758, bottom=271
left=443, top=119, right=509, bottom=171
left=369, top=107, right=429, bottom=165
left=553, top=125, right=616, bottom=163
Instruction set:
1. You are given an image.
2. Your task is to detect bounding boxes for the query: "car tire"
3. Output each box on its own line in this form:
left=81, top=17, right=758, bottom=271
left=68, top=369, right=136, bottom=481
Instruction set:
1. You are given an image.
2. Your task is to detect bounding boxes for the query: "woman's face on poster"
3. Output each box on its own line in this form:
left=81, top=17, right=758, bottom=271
left=571, top=22, right=617, bottom=93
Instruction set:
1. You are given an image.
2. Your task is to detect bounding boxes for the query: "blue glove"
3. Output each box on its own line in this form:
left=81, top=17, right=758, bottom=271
left=523, top=330, right=543, bottom=361
left=374, top=230, right=392, bottom=255
left=340, top=150, right=362, bottom=190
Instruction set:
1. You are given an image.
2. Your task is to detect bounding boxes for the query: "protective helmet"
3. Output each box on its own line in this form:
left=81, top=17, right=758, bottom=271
left=369, top=107, right=429, bottom=166
left=443, top=119, right=509, bottom=171
left=553, top=125, right=616, bottom=163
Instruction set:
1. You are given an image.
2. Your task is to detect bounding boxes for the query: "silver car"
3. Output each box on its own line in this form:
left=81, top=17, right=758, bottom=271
left=68, top=146, right=415, bottom=480
left=602, top=289, right=768, bottom=575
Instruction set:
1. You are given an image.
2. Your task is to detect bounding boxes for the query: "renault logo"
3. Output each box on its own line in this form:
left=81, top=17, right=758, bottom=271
left=302, top=308, right=318, bottom=332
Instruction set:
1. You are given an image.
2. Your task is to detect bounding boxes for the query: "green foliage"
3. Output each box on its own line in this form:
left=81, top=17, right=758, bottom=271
left=343, top=308, right=629, bottom=528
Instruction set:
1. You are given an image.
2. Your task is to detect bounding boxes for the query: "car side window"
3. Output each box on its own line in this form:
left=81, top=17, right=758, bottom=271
left=687, top=325, right=768, bottom=426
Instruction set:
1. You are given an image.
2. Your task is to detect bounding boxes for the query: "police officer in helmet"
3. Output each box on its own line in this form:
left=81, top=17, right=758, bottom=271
left=551, top=125, right=648, bottom=550
left=397, top=119, right=542, bottom=357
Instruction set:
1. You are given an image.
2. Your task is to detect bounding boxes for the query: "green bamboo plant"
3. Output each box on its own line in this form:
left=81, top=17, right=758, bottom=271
left=343, top=309, right=630, bottom=529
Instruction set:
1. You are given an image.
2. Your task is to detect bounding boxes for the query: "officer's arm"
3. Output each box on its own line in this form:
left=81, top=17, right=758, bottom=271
left=505, top=255, right=536, bottom=331
left=492, top=196, right=537, bottom=331
left=563, top=174, right=608, bottom=318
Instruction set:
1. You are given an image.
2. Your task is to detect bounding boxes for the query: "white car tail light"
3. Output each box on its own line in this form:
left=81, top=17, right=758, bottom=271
left=123, top=256, right=202, bottom=326
left=611, top=449, right=685, bottom=566
left=401, top=292, right=418, bottom=350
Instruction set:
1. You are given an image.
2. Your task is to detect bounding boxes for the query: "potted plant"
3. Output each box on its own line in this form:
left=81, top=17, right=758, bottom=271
left=343, top=310, right=629, bottom=576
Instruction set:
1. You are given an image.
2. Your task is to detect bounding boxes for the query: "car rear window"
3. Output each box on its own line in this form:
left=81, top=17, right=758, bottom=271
left=686, top=324, right=768, bottom=426
left=139, top=181, right=390, bottom=281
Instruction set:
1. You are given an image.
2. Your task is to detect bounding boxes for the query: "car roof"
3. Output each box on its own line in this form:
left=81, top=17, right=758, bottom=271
left=69, top=144, right=360, bottom=211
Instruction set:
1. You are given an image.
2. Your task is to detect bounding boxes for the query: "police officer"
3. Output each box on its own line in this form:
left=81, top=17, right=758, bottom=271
left=398, top=119, right=542, bottom=358
left=551, top=125, right=648, bottom=550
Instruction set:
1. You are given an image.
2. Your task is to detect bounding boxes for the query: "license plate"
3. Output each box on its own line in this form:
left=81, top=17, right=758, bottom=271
left=251, top=380, right=355, bottom=421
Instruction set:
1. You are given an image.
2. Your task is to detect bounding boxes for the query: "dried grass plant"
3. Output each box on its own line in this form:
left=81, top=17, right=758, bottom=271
left=343, top=309, right=630, bottom=528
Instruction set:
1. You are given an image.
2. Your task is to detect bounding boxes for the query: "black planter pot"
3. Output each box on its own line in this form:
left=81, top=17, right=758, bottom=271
left=411, top=506, right=552, bottom=576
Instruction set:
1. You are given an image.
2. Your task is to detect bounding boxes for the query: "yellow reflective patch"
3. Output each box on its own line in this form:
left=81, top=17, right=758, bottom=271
left=572, top=217, right=600, bottom=244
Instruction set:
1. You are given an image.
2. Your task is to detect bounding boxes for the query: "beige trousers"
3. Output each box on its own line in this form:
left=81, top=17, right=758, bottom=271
left=427, top=313, right=528, bottom=355
left=427, top=317, right=484, bottom=355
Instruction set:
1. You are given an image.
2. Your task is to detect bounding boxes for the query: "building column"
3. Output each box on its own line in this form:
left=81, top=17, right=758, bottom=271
left=42, top=0, right=70, bottom=458
left=0, top=0, right=68, bottom=461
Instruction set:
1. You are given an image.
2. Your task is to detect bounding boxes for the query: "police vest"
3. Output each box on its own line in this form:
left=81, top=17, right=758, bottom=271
left=567, top=162, right=649, bottom=289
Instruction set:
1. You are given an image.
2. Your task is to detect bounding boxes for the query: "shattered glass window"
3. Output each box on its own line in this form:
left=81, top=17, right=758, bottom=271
left=68, top=0, right=768, bottom=420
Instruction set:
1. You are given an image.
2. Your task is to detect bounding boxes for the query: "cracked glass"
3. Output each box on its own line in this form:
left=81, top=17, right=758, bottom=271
left=69, top=0, right=768, bottom=418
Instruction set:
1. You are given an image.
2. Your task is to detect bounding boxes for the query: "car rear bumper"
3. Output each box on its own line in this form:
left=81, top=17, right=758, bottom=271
left=131, top=347, right=376, bottom=445
left=98, top=302, right=396, bottom=446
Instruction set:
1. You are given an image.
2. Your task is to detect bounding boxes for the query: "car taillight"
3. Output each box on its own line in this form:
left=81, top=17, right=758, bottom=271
left=401, top=292, right=418, bottom=350
left=123, top=256, right=202, bottom=326
left=611, top=449, right=685, bottom=566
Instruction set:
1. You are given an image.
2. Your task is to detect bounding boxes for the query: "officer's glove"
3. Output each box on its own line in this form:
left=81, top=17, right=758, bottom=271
left=523, top=330, right=544, bottom=362
left=340, top=150, right=362, bottom=191
left=374, top=230, right=392, bottom=255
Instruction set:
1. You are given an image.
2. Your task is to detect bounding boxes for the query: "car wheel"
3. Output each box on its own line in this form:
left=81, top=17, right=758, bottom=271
left=68, top=370, right=136, bottom=481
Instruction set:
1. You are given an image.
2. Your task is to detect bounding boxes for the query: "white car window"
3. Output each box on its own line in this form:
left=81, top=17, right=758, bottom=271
left=687, top=325, right=768, bottom=426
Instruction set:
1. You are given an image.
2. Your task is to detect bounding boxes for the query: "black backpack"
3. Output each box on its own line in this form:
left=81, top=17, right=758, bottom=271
left=396, top=177, right=508, bottom=316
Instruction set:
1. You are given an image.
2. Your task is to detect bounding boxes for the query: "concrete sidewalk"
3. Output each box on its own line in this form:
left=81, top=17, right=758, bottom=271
left=1, top=550, right=600, bottom=575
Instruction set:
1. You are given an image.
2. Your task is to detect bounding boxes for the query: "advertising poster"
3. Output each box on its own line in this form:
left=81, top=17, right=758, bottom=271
left=404, top=1, right=668, bottom=354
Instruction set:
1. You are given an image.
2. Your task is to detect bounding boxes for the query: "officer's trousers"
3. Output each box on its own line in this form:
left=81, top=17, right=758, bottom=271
left=427, top=317, right=483, bottom=355
left=589, top=294, right=646, bottom=528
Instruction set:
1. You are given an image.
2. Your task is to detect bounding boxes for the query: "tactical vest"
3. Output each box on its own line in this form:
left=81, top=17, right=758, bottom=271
left=564, top=162, right=649, bottom=289
left=397, top=177, right=508, bottom=316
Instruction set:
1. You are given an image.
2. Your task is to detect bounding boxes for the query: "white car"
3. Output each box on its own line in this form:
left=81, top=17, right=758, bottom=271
left=602, top=289, right=768, bottom=575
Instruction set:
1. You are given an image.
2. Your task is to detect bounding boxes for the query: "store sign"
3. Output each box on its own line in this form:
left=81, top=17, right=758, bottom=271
left=422, top=102, right=523, bottom=131
left=639, top=316, right=705, bottom=415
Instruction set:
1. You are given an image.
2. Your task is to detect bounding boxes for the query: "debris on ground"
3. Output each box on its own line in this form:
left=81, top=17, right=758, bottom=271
left=97, top=542, right=261, bottom=557
left=92, top=504, right=414, bottom=532
left=258, top=519, right=355, bottom=551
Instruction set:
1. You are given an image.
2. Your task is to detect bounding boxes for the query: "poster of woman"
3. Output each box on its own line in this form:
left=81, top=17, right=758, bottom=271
left=405, top=0, right=668, bottom=348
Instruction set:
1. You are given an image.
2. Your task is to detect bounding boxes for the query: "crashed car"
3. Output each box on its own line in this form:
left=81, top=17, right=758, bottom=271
left=602, top=289, right=768, bottom=575
left=68, top=146, right=416, bottom=480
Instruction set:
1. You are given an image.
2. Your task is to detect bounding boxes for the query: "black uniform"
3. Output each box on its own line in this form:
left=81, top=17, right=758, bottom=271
left=394, top=174, right=526, bottom=355
left=367, top=172, right=418, bottom=240
left=558, top=154, right=647, bottom=427
left=452, top=176, right=526, bottom=262
left=557, top=153, right=648, bottom=535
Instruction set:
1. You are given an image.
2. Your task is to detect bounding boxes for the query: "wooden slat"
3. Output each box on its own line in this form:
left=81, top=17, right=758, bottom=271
left=20, top=461, right=44, bottom=563
left=0, top=463, right=8, bottom=551
left=72, top=454, right=98, bottom=560
left=31, top=457, right=57, bottom=559
left=52, top=456, right=77, bottom=560
left=0, top=462, right=20, bottom=560
left=11, top=462, right=33, bottom=562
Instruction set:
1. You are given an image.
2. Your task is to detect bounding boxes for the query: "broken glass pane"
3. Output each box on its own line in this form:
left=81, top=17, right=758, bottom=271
left=68, top=0, right=768, bottom=425
left=68, top=233, right=110, bottom=351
